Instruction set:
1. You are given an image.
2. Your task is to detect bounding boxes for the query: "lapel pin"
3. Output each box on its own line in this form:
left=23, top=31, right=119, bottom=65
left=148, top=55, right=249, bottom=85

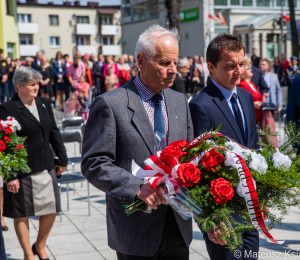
left=175, top=116, right=178, bottom=119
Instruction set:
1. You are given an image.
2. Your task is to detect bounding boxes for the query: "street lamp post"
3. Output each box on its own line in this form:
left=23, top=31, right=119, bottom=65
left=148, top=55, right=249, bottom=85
left=281, top=0, right=285, bottom=56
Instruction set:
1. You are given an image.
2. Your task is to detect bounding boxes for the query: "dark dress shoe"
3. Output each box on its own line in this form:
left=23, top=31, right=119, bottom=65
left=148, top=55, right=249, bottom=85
left=32, top=243, right=49, bottom=260
left=2, top=226, right=8, bottom=231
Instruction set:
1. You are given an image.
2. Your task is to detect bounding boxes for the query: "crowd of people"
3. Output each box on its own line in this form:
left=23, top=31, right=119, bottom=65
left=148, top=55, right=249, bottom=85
left=0, top=49, right=140, bottom=122
left=1, top=24, right=300, bottom=260
left=0, top=44, right=299, bottom=125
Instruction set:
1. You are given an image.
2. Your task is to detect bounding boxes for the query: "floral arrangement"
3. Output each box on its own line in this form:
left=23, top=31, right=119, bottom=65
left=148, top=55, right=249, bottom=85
left=0, top=117, right=30, bottom=182
left=124, top=123, right=300, bottom=252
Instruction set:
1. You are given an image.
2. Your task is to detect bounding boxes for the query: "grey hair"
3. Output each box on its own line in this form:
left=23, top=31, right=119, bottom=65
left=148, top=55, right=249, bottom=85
left=177, top=57, right=188, bottom=68
left=25, top=57, right=32, bottom=62
left=12, top=66, right=42, bottom=87
left=135, top=24, right=180, bottom=62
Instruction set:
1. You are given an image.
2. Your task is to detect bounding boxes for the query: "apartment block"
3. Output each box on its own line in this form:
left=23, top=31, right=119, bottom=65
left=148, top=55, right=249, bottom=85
left=17, top=0, right=122, bottom=60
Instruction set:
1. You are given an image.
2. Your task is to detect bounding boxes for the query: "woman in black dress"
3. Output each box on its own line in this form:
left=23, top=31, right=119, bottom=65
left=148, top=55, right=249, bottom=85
left=189, top=66, right=204, bottom=97
left=37, top=57, right=52, bottom=100
left=0, top=66, right=67, bottom=260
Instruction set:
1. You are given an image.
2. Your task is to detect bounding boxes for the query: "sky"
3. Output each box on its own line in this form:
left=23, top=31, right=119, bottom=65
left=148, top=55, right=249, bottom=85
left=19, top=0, right=121, bottom=6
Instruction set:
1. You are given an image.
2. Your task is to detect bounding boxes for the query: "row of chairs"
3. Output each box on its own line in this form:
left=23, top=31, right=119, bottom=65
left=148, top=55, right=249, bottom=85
left=58, top=117, right=89, bottom=221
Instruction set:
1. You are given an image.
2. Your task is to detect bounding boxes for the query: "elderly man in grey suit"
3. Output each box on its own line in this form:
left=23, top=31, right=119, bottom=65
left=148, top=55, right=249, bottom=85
left=81, top=24, right=193, bottom=260
left=259, top=58, right=283, bottom=110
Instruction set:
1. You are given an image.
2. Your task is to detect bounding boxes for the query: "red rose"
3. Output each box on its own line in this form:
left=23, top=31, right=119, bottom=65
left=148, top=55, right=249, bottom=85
left=177, top=163, right=201, bottom=188
left=201, top=149, right=224, bottom=172
left=17, top=144, right=22, bottom=150
left=159, top=145, right=182, bottom=163
left=4, top=136, right=9, bottom=142
left=9, top=139, right=12, bottom=142
left=160, top=140, right=189, bottom=163
left=210, top=178, right=234, bottom=205
left=169, top=140, right=189, bottom=149
left=0, top=141, right=6, bottom=152
left=5, top=127, right=13, bottom=135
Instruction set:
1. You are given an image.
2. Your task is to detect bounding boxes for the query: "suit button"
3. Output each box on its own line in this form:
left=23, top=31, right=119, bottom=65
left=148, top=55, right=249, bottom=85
left=42, top=150, right=44, bottom=153
left=41, top=137, right=43, bottom=141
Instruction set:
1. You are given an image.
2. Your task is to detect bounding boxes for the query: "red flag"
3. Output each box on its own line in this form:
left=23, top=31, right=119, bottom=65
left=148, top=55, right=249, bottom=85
left=208, top=13, right=222, bottom=25
left=216, top=12, right=227, bottom=25
left=282, top=14, right=290, bottom=22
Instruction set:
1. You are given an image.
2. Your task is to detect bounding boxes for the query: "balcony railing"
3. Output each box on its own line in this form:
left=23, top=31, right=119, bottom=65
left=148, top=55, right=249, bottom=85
left=20, top=45, right=40, bottom=56
left=18, top=23, right=38, bottom=34
left=76, top=24, right=96, bottom=35
left=101, top=25, right=120, bottom=35
left=77, top=45, right=97, bottom=55
left=102, top=45, right=121, bottom=56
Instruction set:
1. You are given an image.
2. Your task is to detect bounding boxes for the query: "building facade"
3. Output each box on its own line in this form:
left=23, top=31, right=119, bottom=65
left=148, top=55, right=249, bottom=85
left=0, top=0, right=20, bottom=59
left=121, top=0, right=300, bottom=60
left=213, top=0, right=300, bottom=60
left=120, top=0, right=213, bottom=58
left=17, top=0, right=122, bottom=60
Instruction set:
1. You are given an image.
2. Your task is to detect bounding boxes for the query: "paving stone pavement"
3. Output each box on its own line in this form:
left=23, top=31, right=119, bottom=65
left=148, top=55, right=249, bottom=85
left=4, top=105, right=300, bottom=260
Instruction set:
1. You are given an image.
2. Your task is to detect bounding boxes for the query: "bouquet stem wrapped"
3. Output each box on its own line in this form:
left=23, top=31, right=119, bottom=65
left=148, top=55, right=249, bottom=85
left=123, top=123, right=300, bottom=252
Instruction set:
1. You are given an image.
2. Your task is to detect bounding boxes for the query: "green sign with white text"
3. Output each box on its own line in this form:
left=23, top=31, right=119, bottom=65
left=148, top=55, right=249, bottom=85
left=179, top=7, right=199, bottom=23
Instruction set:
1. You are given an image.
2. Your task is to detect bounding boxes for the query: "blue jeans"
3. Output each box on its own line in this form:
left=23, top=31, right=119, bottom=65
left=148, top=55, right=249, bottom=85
left=0, top=81, right=8, bottom=103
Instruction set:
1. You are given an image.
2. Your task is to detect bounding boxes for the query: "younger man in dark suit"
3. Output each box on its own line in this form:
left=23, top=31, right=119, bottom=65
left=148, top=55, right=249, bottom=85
left=189, top=34, right=263, bottom=260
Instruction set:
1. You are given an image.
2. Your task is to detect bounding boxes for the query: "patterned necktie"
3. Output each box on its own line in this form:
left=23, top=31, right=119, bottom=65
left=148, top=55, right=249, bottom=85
left=153, top=94, right=166, bottom=143
left=230, top=93, right=246, bottom=144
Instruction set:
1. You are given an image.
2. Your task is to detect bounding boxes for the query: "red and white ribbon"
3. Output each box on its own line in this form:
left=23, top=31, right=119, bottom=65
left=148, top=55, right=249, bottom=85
left=132, top=155, right=181, bottom=195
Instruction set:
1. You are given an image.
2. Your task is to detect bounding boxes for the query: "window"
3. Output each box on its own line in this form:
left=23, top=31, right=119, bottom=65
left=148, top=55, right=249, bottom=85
left=100, top=37, right=114, bottom=45
left=77, top=16, right=89, bottom=24
left=231, top=0, right=240, bottom=5
left=20, top=36, right=33, bottom=45
left=18, top=14, right=31, bottom=23
left=101, top=16, right=113, bottom=25
left=256, top=0, right=270, bottom=6
left=49, top=15, right=59, bottom=25
left=6, top=0, right=14, bottom=15
left=50, top=37, right=60, bottom=47
left=147, top=1, right=159, bottom=19
left=214, top=0, right=228, bottom=5
left=276, top=0, right=286, bottom=6
left=242, top=0, right=253, bottom=6
left=133, top=3, right=146, bottom=21
left=122, top=5, right=131, bottom=17
left=288, top=0, right=298, bottom=7
left=76, top=36, right=90, bottom=45
left=7, top=43, right=14, bottom=59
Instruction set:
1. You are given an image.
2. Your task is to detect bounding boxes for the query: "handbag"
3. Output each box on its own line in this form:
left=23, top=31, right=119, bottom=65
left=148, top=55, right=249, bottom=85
left=260, top=102, right=276, bottom=111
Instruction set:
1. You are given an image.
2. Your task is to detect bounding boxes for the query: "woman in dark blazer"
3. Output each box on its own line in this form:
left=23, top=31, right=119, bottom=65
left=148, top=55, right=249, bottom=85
left=52, top=51, right=66, bottom=111
left=0, top=67, right=67, bottom=260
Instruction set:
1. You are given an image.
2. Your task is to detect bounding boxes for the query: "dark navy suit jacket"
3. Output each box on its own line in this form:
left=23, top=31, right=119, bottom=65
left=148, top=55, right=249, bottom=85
left=251, top=66, right=268, bottom=94
left=189, top=80, right=259, bottom=149
left=286, top=74, right=300, bottom=154
left=189, top=80, right=260, bottom=260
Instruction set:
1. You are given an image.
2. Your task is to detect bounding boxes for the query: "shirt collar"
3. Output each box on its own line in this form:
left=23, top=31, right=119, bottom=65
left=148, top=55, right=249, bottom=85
left=134, top=74, right=163, bottom=102
left=177, top=71, right=182, bottom=78
left=211, top=79, right=237, bottom=103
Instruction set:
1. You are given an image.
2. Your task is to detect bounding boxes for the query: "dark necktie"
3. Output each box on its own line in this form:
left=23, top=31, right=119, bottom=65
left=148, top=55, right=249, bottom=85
left=153, top=94, right=166, bottom=143
left=230, top=93, right=246, bottom=144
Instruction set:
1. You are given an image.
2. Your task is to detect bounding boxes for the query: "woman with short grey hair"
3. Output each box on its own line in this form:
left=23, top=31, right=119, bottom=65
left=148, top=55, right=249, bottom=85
left=0, top=66, right=68, bottom=260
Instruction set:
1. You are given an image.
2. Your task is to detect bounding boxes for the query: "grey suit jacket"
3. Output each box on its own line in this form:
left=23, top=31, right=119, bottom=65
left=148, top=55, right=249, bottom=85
left=269, top=72, right=282, bottom=107
left=81, top=78, right=194, bottom=256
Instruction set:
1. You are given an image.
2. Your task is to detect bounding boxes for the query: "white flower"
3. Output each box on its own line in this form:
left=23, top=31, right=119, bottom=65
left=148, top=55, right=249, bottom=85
left=4, top=117, right=21, bottom=131
left=249, top=152, right=268, bottom=174
left=224, top=151, right=235, bottom=168
left=241, top=149, right=252, bottom=161
left=272, top=148, right=292, bottom=169
left=206, top=140, right=216, bottom=147
left=236, top=179, right=257, bottom=198
left=224, top=141, right=243, bottom=155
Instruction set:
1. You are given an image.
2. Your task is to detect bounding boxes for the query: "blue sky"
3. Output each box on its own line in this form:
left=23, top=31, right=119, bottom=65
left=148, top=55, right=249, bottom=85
left=19, top=0, right=121, bottom=6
